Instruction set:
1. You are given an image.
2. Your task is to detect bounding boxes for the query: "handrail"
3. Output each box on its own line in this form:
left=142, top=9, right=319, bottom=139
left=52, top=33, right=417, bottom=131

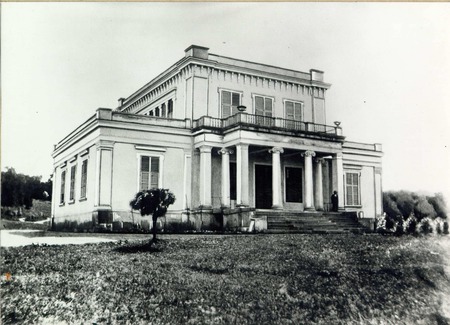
left=193, top=113, right=342, bottom=136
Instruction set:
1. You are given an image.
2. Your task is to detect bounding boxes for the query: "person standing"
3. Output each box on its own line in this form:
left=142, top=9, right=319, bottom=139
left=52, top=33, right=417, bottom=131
left=331, top=191, right=339, bottom=212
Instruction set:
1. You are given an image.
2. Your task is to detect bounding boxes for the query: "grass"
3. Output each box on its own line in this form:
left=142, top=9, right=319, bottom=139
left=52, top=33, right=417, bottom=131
left=1, top=233, right=450, bottom=324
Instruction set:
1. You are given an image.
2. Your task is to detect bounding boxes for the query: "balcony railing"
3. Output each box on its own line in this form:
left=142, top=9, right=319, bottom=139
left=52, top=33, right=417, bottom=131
left=193, top=113, right=342, bottom=136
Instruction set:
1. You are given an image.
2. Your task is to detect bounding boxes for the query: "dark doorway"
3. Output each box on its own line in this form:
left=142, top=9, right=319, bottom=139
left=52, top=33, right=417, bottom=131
left=285, top=167, right=303, bottom=203
left=255, top=164, right=272, bottom=209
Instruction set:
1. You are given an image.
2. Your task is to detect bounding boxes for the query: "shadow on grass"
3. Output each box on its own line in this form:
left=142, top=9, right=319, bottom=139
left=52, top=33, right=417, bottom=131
left=112, top=240, right=163, bottom=254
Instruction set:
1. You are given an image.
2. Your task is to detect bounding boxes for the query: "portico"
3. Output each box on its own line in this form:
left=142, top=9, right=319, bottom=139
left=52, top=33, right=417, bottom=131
left=195, top=141, right=345, bottom=213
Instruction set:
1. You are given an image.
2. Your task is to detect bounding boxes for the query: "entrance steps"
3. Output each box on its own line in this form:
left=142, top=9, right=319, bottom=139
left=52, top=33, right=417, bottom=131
left=256, top=210, right=368, bottom=234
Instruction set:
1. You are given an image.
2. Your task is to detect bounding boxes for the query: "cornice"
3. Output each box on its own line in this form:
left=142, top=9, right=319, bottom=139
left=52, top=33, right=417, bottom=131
left=120, top=54, right=331, bottom=115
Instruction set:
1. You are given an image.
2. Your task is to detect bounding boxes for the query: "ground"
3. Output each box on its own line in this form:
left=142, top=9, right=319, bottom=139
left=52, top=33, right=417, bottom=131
left=1, top=232, right=450, bottom=325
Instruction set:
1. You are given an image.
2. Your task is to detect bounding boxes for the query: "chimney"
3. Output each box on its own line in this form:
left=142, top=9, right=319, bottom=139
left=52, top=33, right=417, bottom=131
left=118, top=98, right=125, bottom=107
left=310, top=69, right=324, bottom=82
left=185, top=45, right=209, bottom=60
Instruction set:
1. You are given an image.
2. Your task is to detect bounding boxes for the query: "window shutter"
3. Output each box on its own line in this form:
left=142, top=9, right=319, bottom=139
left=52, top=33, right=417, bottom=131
left=286, top=101, right=294, bottom=119
left=221, top=91, right=231, bottom=118
left=140, top=157, right=150, bottom=191
left=150, top=158, right=160, bottom=188
left=255, top=96, right=264, bottom=115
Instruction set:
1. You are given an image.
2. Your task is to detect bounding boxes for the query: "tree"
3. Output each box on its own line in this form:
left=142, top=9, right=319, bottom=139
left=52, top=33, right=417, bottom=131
left=130, top=188, right=176, bottom=243
left=414, top=197, right=436, bottom=221
left=1, top=167, right=52, bottom=208
left=427, top=193, right=447, bottom=219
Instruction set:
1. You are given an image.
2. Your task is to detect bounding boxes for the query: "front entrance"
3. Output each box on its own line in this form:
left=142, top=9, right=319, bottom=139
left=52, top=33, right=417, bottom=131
left=255, top=164, right=272, bottom=209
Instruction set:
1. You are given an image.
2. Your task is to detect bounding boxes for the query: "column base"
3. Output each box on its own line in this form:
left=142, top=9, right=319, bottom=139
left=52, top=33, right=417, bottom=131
left=271, top=204, right=284, bottom=210
left=304, top=207, right=316, bottom=212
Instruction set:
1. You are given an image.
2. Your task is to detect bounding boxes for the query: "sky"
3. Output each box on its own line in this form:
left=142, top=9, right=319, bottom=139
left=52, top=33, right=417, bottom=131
left=2, top=3, right=450, bottom=202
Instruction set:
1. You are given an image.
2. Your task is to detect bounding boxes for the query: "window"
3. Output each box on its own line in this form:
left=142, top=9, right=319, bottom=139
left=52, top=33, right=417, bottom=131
left=285, top=101, right=303, bottom=121
left=161, top=103, right=166, bottom=118
left=285, top=167, right=303, bottom=203
left=60, top=170, right=66, bottom=204
left=155, top=107, right=160, bottom=117
left=140, top=156, right=160, bottom=191
left=167, top=99, right=174, bottom=118
left=80, top=160, right=88, bottom=199
left=221, top=90, right=241, bottom=118
left=149, top=110, right=154, bottom=116
left=254, top=95, right=273, bottom=117
left=345, top=172, right=360, bottom=206
left=69, top=165, right=77, bottom=201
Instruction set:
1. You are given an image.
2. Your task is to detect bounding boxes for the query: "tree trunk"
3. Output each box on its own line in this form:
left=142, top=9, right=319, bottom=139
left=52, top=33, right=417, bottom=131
left=152, top=215, right=157, bottom=242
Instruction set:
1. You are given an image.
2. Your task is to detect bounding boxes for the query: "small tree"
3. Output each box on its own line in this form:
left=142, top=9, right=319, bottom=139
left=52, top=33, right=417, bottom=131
left=130, top=188, right=176, bottom=243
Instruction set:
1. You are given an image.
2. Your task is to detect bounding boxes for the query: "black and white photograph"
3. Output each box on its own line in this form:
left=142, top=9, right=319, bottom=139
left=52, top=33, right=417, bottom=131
left=1, top=2, right=450, bottom=324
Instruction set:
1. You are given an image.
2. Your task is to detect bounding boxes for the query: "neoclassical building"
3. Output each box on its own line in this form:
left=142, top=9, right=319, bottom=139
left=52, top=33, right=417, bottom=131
left=51, top=45, right=383, bottom=231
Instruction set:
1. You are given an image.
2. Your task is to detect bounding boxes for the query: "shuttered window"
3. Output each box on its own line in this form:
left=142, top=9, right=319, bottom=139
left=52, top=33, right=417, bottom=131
left=140, top=156, right=160, bottom=191
left=80, top=160, right=88, bottom=199
left=285, top=101, right=303, bottom=120
left=345, top=172, right=360, bottom=206
left=221, top=91, right=240, bottom=118
left=60, top=170, right=66, bottom=204
left=255, top=96, right=273, bottom=117
left=168, top=99, right=174, bottom=118
left=69, top=165, right=76, bottom=201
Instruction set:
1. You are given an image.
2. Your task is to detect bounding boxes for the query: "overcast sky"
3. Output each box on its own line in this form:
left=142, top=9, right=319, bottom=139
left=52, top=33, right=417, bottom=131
left=2, top=3, right=449, bottom=201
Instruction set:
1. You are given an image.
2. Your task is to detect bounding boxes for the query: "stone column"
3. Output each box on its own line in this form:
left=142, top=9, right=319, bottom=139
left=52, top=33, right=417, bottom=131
left=199, top=146, right=212, bottom=209
left=314, top=158, right=324, bottom=211
left=236, top=144, right=249, bottom=206
left=269, top=147, right=284, bottom=209
left=331, top=152, right=345, bottom=210
left=218, top=148, right=233, bottom=208
left=302, top=150, right=316, bottom=211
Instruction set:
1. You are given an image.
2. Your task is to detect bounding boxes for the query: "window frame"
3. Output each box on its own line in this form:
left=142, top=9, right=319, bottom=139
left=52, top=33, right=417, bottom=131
left=219, top=88, right=243, bottom=119
left=69, top=164, right=77, bottom=203
left=252, top=94, right=274, bottom=117
left=284, top=99, right=304, bottom=121
left=344, top=171, right=361, bottom=207
left=80, top=159, right=88, bottom=200
left=60, top=169, right=66, bottom=205
left=136, top=153, right=165, bottom=192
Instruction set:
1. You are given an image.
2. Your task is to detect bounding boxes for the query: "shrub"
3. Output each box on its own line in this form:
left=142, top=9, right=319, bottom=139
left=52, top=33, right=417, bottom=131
left=417, top=217, right=433, bottom=235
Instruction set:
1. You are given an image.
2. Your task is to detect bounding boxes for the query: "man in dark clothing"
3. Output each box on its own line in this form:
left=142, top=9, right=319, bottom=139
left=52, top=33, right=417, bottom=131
left=331, top=191, right=339, bottom=212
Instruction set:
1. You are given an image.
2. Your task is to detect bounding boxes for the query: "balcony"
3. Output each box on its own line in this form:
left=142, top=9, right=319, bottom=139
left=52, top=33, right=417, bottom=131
left=193, top=113, right=343, bottom=138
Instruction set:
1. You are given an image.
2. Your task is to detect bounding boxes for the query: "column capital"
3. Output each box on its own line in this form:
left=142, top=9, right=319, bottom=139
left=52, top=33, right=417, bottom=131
left=269, top=147, right=284, bottom=154
left=302, top=150, right=316, bottom=158
left=218, top=148, right=233, bottom=155
left=334, top=152, right=343, bottom=159
left=199, top=146, right=212, bottom=154
left=235, top=143, right=249, bottom=150
left=315, top=157, right=326, bottom=165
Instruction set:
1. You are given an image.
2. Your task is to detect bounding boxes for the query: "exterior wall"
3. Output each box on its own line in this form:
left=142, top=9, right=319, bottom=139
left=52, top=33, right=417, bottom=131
left=342, top=142, right=383, bottom=220
left=52, top=134, right=99, bottom=227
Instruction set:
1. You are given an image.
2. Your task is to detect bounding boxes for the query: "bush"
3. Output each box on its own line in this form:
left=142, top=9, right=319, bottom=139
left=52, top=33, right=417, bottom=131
left=383, top=191, right=448, bottom=236
left=417, top=218, right=433, bottom=235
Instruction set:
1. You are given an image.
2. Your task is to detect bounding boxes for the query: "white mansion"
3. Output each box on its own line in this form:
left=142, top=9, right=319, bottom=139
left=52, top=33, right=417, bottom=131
left=51, top=45, right=383, bottom=231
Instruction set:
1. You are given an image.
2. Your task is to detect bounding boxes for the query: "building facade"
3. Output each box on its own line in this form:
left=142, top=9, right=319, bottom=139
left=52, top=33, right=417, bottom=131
left=51, top=45, right=383, bottom=231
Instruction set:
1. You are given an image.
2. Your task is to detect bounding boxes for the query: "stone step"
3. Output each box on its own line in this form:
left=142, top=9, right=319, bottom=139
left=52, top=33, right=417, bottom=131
left=261, top=210, right=366, bottom=233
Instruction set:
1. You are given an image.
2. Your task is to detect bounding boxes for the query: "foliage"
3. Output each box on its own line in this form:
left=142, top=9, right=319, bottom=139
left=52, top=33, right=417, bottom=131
left=1, top=167, right=52, bottom=209
left=130, top=188, right=175, bottom=241
left=381, top=191, right=448, bottom=236
left=1, top=234, right=449, bottom=324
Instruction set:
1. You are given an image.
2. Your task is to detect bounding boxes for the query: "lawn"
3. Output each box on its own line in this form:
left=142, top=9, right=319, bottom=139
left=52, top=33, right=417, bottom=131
left=1, top=233, right=449, bottom=324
